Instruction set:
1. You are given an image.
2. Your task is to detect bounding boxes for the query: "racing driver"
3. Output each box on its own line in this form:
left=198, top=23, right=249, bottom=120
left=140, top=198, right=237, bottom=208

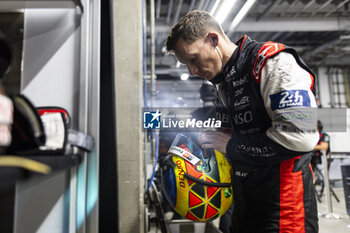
left=165, top=10, right=319, bottom=233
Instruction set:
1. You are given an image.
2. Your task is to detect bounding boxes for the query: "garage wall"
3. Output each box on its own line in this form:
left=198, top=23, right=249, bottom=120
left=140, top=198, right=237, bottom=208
left=317, top=67, right=350, bottom=153
left=14, top=8, right=80, bottom=233
left=113, top=0, right=144, bottom=232
left=21, top=9, right=80, bottom=128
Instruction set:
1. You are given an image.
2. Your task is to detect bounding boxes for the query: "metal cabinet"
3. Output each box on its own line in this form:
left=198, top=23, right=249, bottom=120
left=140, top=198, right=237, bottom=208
left=0, top=0, right=101, bottom=232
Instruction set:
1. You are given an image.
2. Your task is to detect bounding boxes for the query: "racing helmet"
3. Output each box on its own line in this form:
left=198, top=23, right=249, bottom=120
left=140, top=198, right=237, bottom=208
left=161, top=134, right=233, bottom=222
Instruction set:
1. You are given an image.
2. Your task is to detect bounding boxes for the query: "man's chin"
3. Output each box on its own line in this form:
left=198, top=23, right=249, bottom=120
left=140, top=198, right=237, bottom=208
left=205, top=75, right=214, bottom=81
left=201, top=73, right=212, bottom=80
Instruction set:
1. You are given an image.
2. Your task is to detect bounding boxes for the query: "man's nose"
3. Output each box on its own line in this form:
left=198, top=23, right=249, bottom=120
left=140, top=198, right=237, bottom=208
left=187, top=64, right=198, bottom=76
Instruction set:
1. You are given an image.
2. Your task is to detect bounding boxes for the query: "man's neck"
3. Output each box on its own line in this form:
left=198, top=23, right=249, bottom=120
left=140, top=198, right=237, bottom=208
left=221, top=42, right=237, bottom=68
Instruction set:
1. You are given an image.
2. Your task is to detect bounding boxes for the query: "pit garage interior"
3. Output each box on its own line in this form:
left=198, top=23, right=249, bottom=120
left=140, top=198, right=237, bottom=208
left=0, top=0, right=350, bottom=233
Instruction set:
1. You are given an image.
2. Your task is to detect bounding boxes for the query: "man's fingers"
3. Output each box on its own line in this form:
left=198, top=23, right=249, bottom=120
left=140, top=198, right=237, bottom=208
left=201, top=143, right=214, bottom=149
left=198, top=131, right=225, bottom=144
left=198, top=134, right=212, bottom=149
left=198, top=133, right=208, bottom=145
left=197, top=131, right=231, bottom=154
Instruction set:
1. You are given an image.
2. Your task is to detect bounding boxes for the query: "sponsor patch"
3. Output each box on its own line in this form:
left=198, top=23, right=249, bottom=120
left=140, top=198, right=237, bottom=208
left=168, top=146, right=200, bottom=165
left=270, top=90, right=310, bottom=110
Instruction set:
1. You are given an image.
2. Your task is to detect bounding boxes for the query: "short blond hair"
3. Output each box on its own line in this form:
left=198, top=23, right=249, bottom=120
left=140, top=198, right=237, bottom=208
left=165, top=10, right=225, bottom=53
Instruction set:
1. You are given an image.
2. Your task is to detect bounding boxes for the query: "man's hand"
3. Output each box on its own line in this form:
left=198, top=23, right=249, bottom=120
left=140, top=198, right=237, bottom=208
left=198, top=131, right=231, bottom=154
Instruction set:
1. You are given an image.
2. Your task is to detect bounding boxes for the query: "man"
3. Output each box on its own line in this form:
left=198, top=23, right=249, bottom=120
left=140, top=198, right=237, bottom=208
left=314, top=120, right=330, bottom=154
left=165, top=10, right=319, bottom=233
left=311, top=120, right=330, bottom=170
left=311, top=120, right=338, bottom=203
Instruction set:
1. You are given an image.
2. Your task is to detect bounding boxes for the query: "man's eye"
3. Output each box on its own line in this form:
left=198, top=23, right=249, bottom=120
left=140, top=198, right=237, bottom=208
left=190, top=58, right=196, bottom=63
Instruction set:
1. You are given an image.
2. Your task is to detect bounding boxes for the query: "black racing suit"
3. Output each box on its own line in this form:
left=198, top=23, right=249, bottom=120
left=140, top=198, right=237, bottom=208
left=210, top=36, right=319, bottom=233
left=311, top=130, right=330, bottom=170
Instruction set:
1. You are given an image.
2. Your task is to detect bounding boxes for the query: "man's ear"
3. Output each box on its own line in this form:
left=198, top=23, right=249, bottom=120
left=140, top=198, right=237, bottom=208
left=208, top=33, right=218, bottom=46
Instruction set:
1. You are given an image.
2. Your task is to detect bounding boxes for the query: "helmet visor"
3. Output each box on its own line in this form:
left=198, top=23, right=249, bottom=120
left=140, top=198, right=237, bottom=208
left=168, top=133, right=206, bottom=167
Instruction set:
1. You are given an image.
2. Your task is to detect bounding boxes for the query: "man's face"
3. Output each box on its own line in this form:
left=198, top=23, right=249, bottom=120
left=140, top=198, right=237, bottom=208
left=174, top=36, right=222, bottom=80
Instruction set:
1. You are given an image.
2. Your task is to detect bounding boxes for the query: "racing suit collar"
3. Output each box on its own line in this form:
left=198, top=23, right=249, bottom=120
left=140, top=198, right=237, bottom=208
left=209, top=35, right=248, bottom=85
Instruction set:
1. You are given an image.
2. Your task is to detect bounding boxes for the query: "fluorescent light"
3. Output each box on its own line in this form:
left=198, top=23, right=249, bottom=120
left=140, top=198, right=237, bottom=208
left=180, top=73, right=189, bottom=80
left=210, top=0, right=221, bottom=15
left=228, top=0, right=256, bottom=33
left=214, top=0, right=237, bottom=24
